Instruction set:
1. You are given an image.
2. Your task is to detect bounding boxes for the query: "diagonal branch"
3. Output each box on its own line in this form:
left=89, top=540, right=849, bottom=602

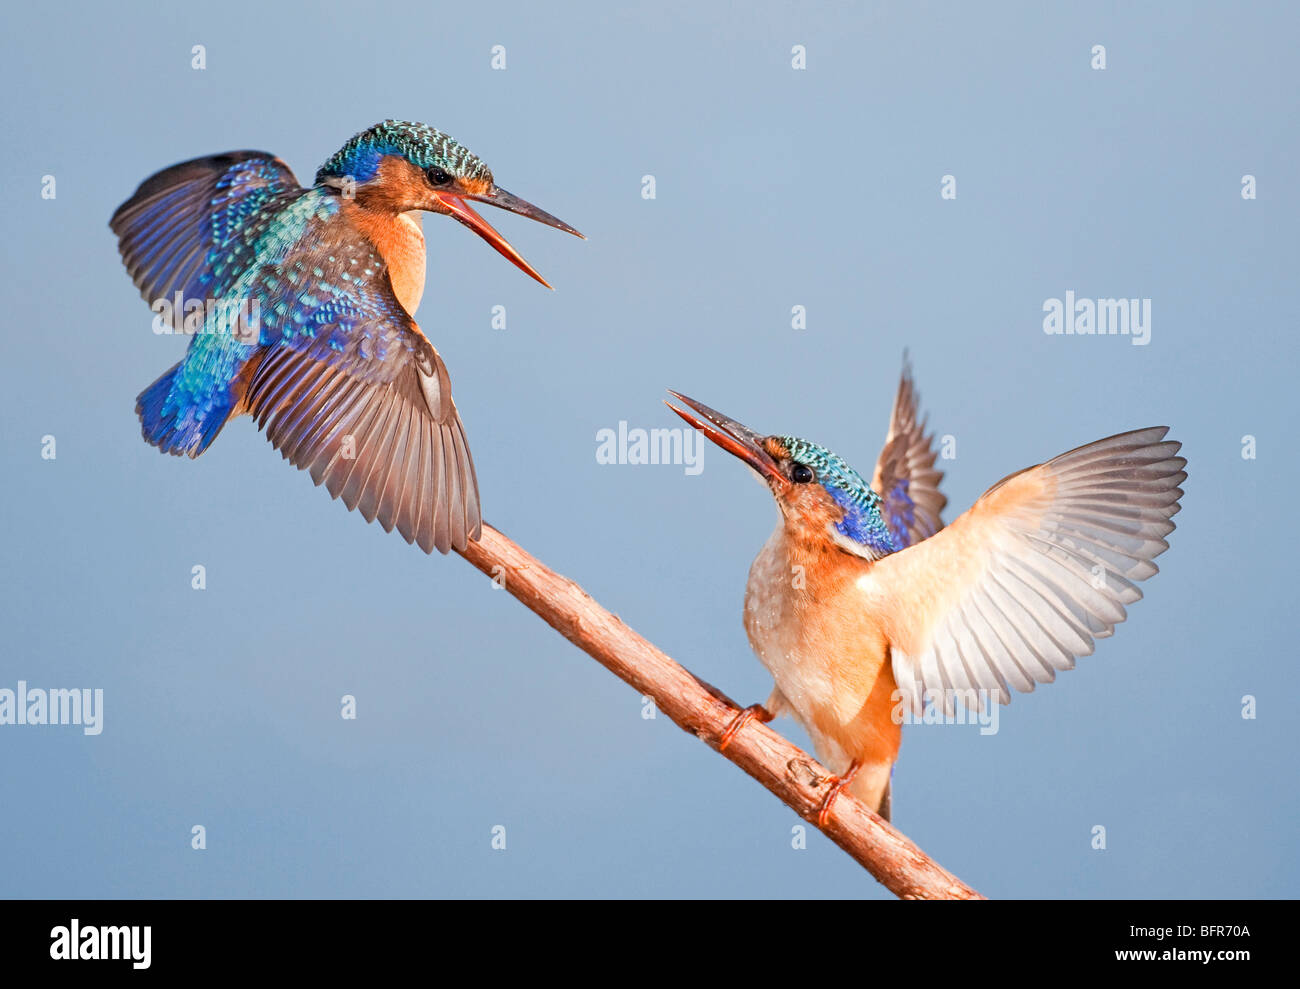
left=458, top=522, right=985, bottom=900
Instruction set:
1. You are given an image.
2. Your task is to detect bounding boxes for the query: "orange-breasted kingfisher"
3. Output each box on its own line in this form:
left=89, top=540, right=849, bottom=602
left=667, top=359, right=1185, bottom=823
left=111, top=120, right=582, bottom=553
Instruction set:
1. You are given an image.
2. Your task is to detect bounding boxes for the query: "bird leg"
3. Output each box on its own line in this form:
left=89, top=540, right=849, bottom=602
left=816, top=760, right=863, bottom=828
left=719, top=704, right=774, bottom=752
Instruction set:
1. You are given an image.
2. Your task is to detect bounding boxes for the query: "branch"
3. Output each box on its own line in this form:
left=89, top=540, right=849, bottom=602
left=459, top=523, right=985, bottom=900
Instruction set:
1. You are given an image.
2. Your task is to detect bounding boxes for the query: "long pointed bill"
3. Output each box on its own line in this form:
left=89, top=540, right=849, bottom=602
left=432, top=189, right=558, bottom=288
left=469, top=185, right=585, bottom=239
left=665, top=391, right=788, bottom=487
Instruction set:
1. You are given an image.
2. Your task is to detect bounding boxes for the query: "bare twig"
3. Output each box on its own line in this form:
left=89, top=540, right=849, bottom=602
left=459, top=522, right=985, bottom=900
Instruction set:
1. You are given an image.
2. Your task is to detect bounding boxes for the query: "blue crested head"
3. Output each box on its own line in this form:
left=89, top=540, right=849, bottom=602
left=663, top=392, right=904, bottom=561
left=311, top=120, right=582, bottom=287
left=315, top=120, right=494, bottom=187
left=775, top=436, right=900, bottom=558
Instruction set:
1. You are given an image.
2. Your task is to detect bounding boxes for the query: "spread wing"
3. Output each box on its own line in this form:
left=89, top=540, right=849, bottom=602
left=243, top=228, right=482, bottom=555
left=110, top=151, right=302, bottom=314
left=865, top=428, right=1185, bottom=713
left=113, top=155, right=482, bottom=553
left=871, top=357, right=947, bottom=549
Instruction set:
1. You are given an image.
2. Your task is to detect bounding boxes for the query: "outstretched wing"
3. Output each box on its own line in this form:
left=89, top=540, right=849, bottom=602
left=871, top=357, right=947, bottom=549
left=242, top=225, right=482, bottom=555
left=864, top=428, right=1185, bottom=713
left=110, top=152, right=302, bottom=313
left=113, top=156, right=482, bottom=553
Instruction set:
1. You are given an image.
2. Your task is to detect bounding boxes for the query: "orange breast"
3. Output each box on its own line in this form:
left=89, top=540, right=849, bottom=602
left=342, top=204, right=428, bottom=317
left=744, top=524, right=901, bottom=781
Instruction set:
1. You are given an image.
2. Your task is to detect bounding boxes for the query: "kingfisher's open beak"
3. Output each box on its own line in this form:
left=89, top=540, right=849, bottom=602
left=665, top=391, right=788, bottom=487
left=433, top=185, right=584, bottom=290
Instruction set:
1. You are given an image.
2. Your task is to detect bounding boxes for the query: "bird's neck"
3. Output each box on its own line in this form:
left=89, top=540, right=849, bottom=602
left=778, top=481, right=897, bottom=562
left=342, top=202, right=427, bottom=315
left=747, top=520, right=876, bottom=625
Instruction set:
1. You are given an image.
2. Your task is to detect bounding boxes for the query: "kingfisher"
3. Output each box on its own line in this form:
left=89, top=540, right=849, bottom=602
left=667, top=359, right=1185, bottom=823
left=111, top=120, right=582, bottom=553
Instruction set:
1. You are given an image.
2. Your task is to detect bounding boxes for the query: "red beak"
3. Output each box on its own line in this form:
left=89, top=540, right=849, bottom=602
left=432, top=185, right=583, bottom=290
left=665, top=391, right=788, bottom=488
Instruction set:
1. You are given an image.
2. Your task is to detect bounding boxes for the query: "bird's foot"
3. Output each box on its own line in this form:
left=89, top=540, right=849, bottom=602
left=816, top=760, right=862, bottom=829
left=719, top=704, right=774, bottom=752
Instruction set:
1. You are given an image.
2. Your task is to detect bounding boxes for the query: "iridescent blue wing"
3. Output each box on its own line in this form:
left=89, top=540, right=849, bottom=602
left=871, top=357, right=947, bottom=549
left=117, top=161, right=313, bottom=459
left=110, top=152, right=301, bottom=316
left=242, top=221, right=481, bottom=555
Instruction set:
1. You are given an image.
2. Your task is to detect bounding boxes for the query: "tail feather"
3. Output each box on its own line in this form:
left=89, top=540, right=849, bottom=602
left=136, top=363, right=230, bottom=457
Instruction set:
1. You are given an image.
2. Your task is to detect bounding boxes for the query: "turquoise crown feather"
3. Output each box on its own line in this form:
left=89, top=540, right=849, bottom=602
left=315, top=120, right=494, bottom=186
left=776, top=435, right=900, bottom=557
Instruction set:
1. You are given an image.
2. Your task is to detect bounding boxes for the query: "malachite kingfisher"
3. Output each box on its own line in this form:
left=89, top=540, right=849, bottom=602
left=667, top=359, right=1185, bottom=823
left=111, top=120, right=583, bottom=553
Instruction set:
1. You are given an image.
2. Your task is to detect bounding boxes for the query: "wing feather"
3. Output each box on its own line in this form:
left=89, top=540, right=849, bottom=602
left=871, top=357, right=947, bottom=549
left=248, top=329, right=481, bottom=554
left=875, top=427, right=1185, bottom=714
left=110, top=152, right=301, bottom=312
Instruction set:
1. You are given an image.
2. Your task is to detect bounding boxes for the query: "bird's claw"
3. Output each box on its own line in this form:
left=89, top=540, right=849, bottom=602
left=815, top=761, right=862, bottom=829
left=719, top=703, right=773, bottom=752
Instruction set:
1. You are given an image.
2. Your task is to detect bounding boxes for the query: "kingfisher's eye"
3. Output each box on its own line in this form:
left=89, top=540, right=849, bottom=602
left=426, top=167, right=453, bottom=186
left=791, top=463, right=815, bottom=484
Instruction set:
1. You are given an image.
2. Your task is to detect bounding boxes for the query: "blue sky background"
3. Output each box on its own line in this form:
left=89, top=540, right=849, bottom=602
left=1, top=1, right=1296, bottom=898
